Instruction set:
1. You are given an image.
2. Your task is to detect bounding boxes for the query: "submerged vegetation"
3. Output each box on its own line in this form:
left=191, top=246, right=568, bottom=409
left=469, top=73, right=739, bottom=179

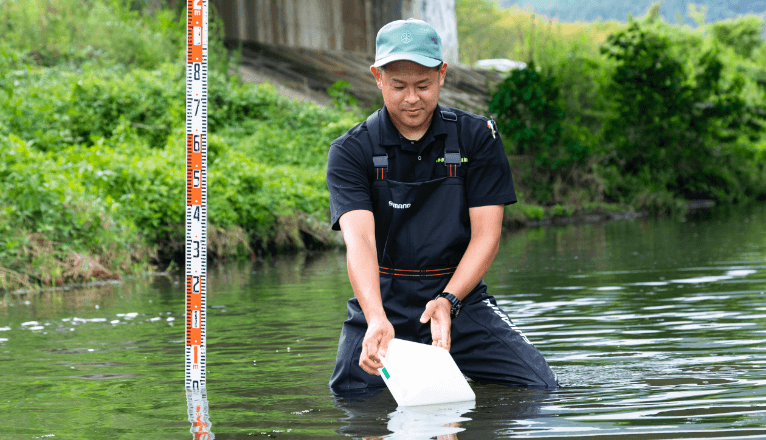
left=1, top=0, right=765, bottom=291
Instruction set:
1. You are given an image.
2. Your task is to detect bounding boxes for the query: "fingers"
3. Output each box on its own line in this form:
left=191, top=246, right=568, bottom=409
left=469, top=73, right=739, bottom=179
left=379, top=334, right=391, bottom=358
left=359, top=336, right=381, bottom=375
left=358, top=319, right=395, bottom=376
left=442, top=322, right=451, bottom=351
left=432, top=318, right=451, bottom=351
left=419, top=301, right=435, bottom=324
left=428, top=300, right=451, bottom=351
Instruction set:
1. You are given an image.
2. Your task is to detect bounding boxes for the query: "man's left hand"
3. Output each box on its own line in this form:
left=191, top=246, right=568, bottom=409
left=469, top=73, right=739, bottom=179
left=420, top=297, right=452, bottom=351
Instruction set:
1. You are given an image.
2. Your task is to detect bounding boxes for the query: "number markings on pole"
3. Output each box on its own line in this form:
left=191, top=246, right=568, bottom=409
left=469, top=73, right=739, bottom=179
left=186, top=0, right=208, bottom=391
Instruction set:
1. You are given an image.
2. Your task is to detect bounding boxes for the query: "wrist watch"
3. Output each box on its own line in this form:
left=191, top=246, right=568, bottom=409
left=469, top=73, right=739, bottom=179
left=434, top=292, right=462, bottom=318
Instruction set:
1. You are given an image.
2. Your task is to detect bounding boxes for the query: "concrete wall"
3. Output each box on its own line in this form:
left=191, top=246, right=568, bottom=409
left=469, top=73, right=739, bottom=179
left=213, top=0, right=458, bottom=63
left=213, top=0, right=371, bottom=52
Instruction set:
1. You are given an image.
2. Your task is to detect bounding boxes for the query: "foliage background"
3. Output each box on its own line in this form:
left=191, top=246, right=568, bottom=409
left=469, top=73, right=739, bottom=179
left=460, top=0, right=766, bottom=215
left=0, top=0, right=357, bottom=290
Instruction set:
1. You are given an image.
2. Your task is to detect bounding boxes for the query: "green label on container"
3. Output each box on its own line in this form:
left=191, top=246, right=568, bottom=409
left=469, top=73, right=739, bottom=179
left=382, top=368, right=390, bottom=379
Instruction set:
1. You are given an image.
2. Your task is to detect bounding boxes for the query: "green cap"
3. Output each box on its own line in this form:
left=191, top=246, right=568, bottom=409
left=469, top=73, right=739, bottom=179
left=374, top=18, right=442, bottom=68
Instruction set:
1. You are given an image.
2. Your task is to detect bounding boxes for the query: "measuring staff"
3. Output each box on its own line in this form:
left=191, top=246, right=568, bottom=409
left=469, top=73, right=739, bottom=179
left=185, top=0, right=208, bottom=391
left=326, top=19, right=558, bottom=392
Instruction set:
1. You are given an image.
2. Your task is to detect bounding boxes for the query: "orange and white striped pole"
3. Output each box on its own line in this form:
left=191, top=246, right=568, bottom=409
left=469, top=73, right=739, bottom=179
left=185, top=0, right=208, bottom=391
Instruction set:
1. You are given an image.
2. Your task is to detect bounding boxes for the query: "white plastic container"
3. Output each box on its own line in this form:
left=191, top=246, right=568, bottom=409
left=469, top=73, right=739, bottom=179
left=377, top=338, right=476, bottom=407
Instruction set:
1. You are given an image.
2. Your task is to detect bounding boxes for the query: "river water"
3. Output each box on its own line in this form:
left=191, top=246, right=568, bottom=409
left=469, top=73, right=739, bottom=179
left=3, top=204, right=766, bottom=439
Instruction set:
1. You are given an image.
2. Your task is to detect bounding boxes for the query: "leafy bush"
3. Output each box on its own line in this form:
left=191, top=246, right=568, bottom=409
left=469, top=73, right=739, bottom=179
left=489, top=62, right=590, bottom=170
left=489, top=63, right=562, bottom=156
left=472, top=0, right=766, bottom=210
left=708, top=15, right=765, bottom=59
left=1, top=61, right=275, bottom=152
left=0, top=0, right=179, bottom=69
left=0, top=134, right=145, bottom=287
left=0, top=77, right=358, bottom=288
left=488, top=61, right=595, bottom=209
left=599, top=18, right=766, bottom=204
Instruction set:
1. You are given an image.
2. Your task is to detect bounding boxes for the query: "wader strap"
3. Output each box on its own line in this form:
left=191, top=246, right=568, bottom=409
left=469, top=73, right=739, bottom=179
left=379, top=265, right=457, bottom=278
left=441, top=110, right=461, bottom=177
left=367, top=110, right=388, bottom=180
left=368, top=108, right=461, bottom=179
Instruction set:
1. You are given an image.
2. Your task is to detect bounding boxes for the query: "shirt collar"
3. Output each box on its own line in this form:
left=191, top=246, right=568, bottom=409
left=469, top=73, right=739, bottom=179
left=379, top=105, right=449, bottom=153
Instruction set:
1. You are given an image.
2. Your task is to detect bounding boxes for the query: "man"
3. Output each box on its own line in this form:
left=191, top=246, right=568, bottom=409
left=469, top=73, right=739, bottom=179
left=326, top=18, right=558, bottom=392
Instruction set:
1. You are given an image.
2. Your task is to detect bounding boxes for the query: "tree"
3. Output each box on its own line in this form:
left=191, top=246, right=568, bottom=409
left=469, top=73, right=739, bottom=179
left=488, top=62, right=589, bottom=169
left=599, top=17, right=765, bottom=202
left=708, top=15, right=765, bottom=59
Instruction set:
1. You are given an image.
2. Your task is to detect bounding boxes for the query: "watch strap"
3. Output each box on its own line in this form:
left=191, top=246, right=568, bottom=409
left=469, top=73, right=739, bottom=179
left=435, top=292, right=462, bottom=318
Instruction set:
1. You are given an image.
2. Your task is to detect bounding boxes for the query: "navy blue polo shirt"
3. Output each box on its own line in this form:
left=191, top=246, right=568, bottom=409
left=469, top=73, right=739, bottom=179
left=326, top=105, right=516, bottom=231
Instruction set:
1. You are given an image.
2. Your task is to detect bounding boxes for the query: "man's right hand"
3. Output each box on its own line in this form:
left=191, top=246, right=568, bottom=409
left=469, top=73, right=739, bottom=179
left=339, top=210, right=393, bottom=376
left=359, top=318, right=395, bottom=375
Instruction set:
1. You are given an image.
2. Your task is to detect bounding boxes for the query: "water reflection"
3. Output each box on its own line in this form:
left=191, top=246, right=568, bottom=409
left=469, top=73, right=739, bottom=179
left=186, top=388, right=214, bottom=440
left=332, top=385, right=554, bottom=439
left=384, top=401, right=473, bottom=439
left=332, top=388, right=472, bottom=439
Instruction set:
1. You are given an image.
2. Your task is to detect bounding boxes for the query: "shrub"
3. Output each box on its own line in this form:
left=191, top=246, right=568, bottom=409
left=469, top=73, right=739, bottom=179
left=0, top=134, right=145, bottom=287
left=489, top=62, right=590, bottom=170
left=599, top=17, right=766, bottom=204
left=0, top=0, right=179, bottom=69
left=708, top=15, right=765, bottom=59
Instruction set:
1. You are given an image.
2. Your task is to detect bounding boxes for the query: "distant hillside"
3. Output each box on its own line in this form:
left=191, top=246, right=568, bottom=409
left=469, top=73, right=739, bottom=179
left=497, top=0, right=766, bottom=25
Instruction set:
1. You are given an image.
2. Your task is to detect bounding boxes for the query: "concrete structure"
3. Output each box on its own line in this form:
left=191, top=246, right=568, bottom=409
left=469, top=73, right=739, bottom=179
left=212, top=0, right=459, bottom=64
left=475, top=59, right=527, bottom=72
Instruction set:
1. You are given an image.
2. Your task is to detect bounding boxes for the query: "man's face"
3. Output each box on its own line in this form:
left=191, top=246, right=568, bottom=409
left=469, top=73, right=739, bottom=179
left=371, top=60, right=447, bottom=136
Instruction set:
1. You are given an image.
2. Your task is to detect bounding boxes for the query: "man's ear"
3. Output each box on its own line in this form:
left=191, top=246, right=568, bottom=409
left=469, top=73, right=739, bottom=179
left=438, top=63, right=448, bottom=87
left=370, top=65, right=383, bottom=89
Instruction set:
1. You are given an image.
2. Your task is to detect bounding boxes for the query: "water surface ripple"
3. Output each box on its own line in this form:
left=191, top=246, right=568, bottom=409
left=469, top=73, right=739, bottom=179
left=2, top=204, right=765, bottom=439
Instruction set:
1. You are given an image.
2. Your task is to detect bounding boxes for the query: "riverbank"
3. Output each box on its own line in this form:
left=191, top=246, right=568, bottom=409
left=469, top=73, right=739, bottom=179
left=0, top=197, right=702, bottom=296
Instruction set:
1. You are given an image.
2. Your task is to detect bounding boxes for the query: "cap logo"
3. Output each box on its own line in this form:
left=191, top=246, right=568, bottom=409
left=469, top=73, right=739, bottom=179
left=401, top=32, right=412, bottom=43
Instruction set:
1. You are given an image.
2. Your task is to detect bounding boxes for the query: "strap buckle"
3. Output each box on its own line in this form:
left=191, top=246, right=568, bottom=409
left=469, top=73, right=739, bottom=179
left=444, top=153, right=461, bottom=165
left=440, top=109, right=460, bottom=176
left=373, top=154, right=388, bottom=180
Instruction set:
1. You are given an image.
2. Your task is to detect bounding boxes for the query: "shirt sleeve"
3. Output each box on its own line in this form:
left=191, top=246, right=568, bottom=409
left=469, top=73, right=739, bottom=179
left=465, top=121, right=517, bottom=208
left=326, top=137, right=373, bottom=231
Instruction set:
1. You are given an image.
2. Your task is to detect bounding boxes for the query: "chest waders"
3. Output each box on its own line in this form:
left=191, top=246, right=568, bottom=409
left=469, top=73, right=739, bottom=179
left=329, top=108, right=558, bottom=393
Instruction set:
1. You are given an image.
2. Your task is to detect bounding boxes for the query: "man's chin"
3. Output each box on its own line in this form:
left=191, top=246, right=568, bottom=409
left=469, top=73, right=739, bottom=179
left=400, top=111, right=426, bottom=125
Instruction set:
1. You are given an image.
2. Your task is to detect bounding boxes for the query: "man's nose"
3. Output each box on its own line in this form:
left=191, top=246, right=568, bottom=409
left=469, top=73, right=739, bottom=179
left=404, top=87, right=419, bottom=104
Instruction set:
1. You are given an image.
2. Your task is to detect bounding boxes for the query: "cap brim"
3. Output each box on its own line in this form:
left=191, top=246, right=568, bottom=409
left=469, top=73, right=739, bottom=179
left=374, top=53, right=441, bottom=68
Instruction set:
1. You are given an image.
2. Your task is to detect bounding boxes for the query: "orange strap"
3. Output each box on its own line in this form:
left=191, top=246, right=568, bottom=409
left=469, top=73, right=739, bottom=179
left=379, top=266, right=457, bottom=278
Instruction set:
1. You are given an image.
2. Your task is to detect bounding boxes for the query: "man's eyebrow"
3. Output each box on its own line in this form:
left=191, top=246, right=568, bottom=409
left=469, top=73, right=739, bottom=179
left=390, top=78, right=432, bottom=84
